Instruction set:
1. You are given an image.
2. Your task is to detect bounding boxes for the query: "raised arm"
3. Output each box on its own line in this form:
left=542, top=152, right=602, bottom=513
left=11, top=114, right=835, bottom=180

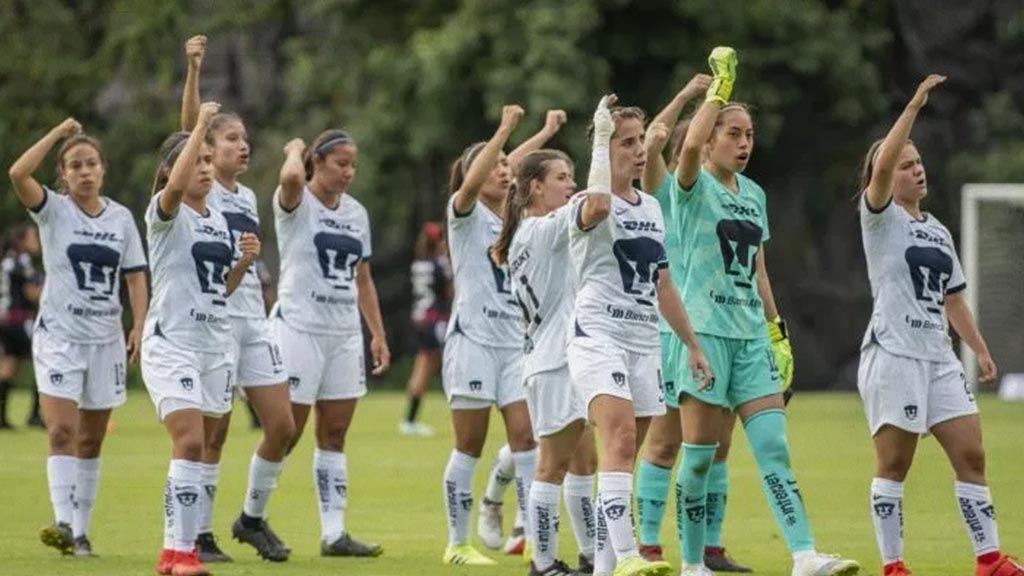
left=864, top=74, right=945, bottom=210
left=946, top=292, right=997, bottom=384
left=159, top=101, right=220, bottom=216
left=643, top=74, right=711, bottom=192
left=578, top=95, right=614, bottom=228
left=452, top=105, right=525, bottom=215
left=180, top=35, right=207, bottom=132
left=277, top=138, right=307, bottom=211
left=8, top=118, right=82, bottom=209
left=356, top=262, right=391, bottom=375
left=678, top=48, right=737, bottom=190
left=507, top=109, right=566, bottom=170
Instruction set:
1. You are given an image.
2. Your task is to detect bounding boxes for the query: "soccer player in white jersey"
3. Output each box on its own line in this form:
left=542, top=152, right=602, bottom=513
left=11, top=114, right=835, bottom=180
left=670, top=47, right=857, bottom=576
left=857, top=74, right=1023, bottom=576
left=8, top=119, right=149, bottom=558
left=491, top=148, right=599, bottom=576
left=568, top=95, right=712, bottom=576
left=273, top=128, right=390, bottom=558
left=179, top=35, right=295, bottom=563
left=143, top=101, right=262, bottom=576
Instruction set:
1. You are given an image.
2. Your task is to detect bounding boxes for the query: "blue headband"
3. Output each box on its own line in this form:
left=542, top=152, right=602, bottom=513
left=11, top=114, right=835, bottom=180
left=314, top=135, right=353, bottom=156
left=162, top=138, right=189, bottom=167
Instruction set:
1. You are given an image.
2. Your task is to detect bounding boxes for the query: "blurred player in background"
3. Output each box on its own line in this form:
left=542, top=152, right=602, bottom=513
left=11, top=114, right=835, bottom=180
left=0, top=223, right=43, bottom=430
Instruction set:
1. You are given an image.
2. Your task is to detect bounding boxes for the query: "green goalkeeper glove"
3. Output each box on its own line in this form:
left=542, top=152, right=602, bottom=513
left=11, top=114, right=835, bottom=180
left=767, top=316, right=794, bottom=392
left=706, top=46, right=737, bottom=104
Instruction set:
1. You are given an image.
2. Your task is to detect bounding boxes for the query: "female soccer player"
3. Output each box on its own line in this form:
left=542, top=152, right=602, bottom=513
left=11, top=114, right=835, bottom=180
left=670, top=47, right=857, bottom=576
left=273, top=129, right=389, bottom=558
left=491, top=147, right=600, bottom=576
left=858, top=74, right=1023, bottom=576
left=0, top=224, right=42, bottom=430
left=144, top=101, right=261, bottom=576
left=9, top=119, right=148, bottom=558
left=179, top=34, right=295, bottom=563
left=400, top=221, right=451, bottom=437
left=567, top=95, right=711, bottom=576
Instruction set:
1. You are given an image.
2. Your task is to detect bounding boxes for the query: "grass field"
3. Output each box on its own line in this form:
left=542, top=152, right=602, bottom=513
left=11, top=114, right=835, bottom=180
left=0, top=389, right=1021, bottom=576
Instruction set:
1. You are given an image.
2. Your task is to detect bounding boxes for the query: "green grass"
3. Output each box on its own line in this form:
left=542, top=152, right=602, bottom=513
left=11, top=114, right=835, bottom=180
left=1, top=390, right=1021, bottom=576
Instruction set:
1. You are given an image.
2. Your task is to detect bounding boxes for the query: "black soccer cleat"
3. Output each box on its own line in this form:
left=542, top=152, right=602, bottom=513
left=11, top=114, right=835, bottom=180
left=530, top=559, right=580, bottom=576
left=577, top=553, right=595, bottom=575
left=196, top=531, right=233, bottom=563
left=73, top=535, right=99, bottom=558
left=39, top=522, right=74, bottom=555
left=231, top=514, right=289, bottom=562
left=320, top=533, right=383, bottom=557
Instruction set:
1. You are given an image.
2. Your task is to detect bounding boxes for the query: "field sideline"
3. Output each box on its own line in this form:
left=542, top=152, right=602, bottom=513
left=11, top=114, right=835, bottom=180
left=0, top=389, right=1020, bottom=576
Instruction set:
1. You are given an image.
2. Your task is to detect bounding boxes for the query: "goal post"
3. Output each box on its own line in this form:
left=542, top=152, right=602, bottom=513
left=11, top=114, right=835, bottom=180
left=960, top=183, right=1024, bottom=394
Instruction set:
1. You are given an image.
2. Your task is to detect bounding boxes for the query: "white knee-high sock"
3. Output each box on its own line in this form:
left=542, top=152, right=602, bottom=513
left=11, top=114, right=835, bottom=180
left=72, top=458, right=101, bottom=538
left=444, top=450, right=478, bottom=546
left=529, top=481, right=562, bottom=570
left=198, top=462, right=220, bottom=534
left=167, top=459, right=203, bottom=552
left=484, top=444, right=515, bottom=504
left=314, top=448, right=348, bottom=543
left=47, top=455, right=77, bottom=526
left=956, top=481, right=1000, bottom=557
left=594, top=490, right=618, bottom=575
left=870, top=477, right=904, bottom=565
left=243, top=453, right=285, bottom=519
left=563, top=473, right=596, bottom=560
left=512, top=448, right=538, bottom=536
left=598, top=472, right=638, bottom=562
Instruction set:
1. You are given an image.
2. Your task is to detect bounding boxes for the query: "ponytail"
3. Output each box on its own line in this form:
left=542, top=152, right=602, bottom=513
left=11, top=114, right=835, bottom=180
left=448, top=142, right=486, bottom=195
left=151, top=132, right=190, bottom=195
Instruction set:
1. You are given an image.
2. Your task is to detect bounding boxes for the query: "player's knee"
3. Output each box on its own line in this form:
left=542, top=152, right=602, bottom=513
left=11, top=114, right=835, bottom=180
left=645, top=438, right=680, bottom=467
left=954, top=446, right=986, bottom=480
left=176, top=435, right=205, bottom=461
left=875, top=449, right=914, bottom=481
left=604, top=425, right=637, bottom=469
left=506, top=428, right=536, bottom=452
left=47, top=422, right=75, bottom=453
left=205, top=426, right=229, bottom=455
left=715, top=436, right=732, bottom=460
left=318, top=422, right=349, bottom=452
left=264, top=413, right=296, bottom=450
left=76, top=432, right=104, bottom=459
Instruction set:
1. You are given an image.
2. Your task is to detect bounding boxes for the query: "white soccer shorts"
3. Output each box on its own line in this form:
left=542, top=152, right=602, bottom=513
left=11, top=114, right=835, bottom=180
left=33, top=328, right=127, bottom=410
left=229, top=316, right=286, bottom=388
left=525, top=365, right=586, bottom=438
left=141, top=334, right=234, bottom=420
left=274, top=318, right=366, bottom=405
left=567, top=336, right=666, bottom=419
left=442, top=332, right=525, bottom=409
left=858, top=342, right=978, bottom=436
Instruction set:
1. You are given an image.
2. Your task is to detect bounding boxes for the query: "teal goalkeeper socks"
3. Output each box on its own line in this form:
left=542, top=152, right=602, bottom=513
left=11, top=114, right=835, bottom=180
left=636, top=459, right=672, bottom=546
left=705, top=460, right=729, bottom=548
left=677, top=443, right=717, bottom=565
left=744, top=409, right=815, bottom=552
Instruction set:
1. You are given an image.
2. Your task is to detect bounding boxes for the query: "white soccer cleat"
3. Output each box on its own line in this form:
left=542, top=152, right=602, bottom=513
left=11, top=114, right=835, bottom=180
left=792, top=552, right=860, bottom=576
left=680, top=564, right=715, bottom=576
left=477, top=499, right=504, bottom=550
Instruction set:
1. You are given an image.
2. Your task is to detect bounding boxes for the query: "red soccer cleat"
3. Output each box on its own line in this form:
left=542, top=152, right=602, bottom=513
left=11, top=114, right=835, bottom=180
left=884, top=560, right=912, bottom=576
left=171, top=550, right=211, bottom=576
left=638, top=544, right=664, bottom=562
left=156, top=549, right=176, bottom=575
left=977, top=553, right=1024, bottom=576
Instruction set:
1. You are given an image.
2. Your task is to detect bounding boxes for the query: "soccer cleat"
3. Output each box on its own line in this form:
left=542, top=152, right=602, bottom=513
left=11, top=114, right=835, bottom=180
left=231, top=515, right=289, bottom=562
left=156, top=549, right=176, bottom=575
left=321, top=533, right=383, bottom=557
left=638, top=544, right=664, bottom=562
left=704, top=546, right=753, bottom=573
left=883, top=560, right=912, bottom=576
left=530, top=559, right=579, bottom=576
left=977, top=554, right=1024, bottom=576
left=792, top=552, right=860, bottom=576
left=504, top=525, right=526, bottom=555
left=399, top=421, right=436, bottom=437
left=681, top=565, right=715, bottom=576
left=195, top=532, right=233, bottom=563
left=478, top=498, right=504, bottom=549
left=578, top=553, right=595, bottom=575
left=74, top=535, right=99, bottom=557
left=443, top=543, right=498, bottom=565
left=171, top=550, right=212, bottom=576
left=612, top=556, right=672, bottom=576
left=39, top=522, right=74, bottom=555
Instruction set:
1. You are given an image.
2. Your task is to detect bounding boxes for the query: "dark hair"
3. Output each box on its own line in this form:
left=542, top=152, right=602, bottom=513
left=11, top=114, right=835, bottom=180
left=587, top=106, right=647, bottom=142
left=491, top=149, right=573, bottom=265
left=304, top=129, right=356, bottom=181
left=151, top=130, right=214, bottom=195
left=56, top=135, right=105, bottom=192
left=448, top=142, right=487, bottom=195
left=3, top=223, right=36, bottom=253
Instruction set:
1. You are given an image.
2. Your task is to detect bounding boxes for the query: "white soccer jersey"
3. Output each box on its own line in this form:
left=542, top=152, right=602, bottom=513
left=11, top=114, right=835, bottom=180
left=29, top=187, right=146, bottom=343
left=570, top=190, right=669, bottom=353
left=207, top=180, right=266, bottom=318
left=145, top=193, right=234, bottom=350
left=273, top=186, right=372, bottom=335
left=860, top=194, right=965, bottom=362
left=509, top=204, right=574, bottom=377
left=445, top=194, right=521, bottom=348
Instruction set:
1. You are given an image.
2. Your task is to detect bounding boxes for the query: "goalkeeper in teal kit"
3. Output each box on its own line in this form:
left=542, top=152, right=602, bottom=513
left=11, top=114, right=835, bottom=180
left=666, top=47, right=858, bottom=576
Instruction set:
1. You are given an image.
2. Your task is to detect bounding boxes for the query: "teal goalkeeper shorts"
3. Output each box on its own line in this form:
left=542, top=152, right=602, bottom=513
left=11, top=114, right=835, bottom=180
left=669, top=333, right=781, bottom=409
left=661, top=332, right=682, bottom=409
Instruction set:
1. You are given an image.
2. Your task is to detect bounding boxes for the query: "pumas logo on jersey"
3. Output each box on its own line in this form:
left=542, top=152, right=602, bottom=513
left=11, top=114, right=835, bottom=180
left=180, top=377, right=194, bottom=391
left=468, top=380, right=483, bottom=392
left=67, top=243, right=121, bottom=301
left=288, top=376, right=300, bottom=389
left=903, top=404, right=918, bottom=420
left=49, top=372, right=64, bottom=386
left=716, top=219, right=762, bottom=289
left=904, top=246, right=952, bottom=315
left=611, top=372, right=626, bottom=388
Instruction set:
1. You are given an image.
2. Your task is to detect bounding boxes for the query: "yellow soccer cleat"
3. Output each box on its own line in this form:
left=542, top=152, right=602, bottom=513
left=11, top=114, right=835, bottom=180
left=443, top=543, right=498, bottom=566
left=706, top=46, right=738, bottom=104
left=613, top=555, right=673, bottom=576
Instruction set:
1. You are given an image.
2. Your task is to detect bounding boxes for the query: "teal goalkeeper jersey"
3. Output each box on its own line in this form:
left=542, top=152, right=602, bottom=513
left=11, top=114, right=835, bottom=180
left=652, top=174, right=683, bottom=334
left=670, top=167, right=770, bottom=339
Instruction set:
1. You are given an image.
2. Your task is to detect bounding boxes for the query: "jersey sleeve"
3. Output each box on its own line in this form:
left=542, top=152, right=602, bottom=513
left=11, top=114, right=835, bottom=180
left=121, top=212, right=148, bottom=273
left=447, top=193, right=476, bottom=229
left=542, top=204, right=574, bottom=250
left=570, top=193, right=603, bottom=233
left=755, top=183, right=771, bottom=243
left=273, top=186, right=301, bottom=220
left=26, top=187, right=60, bottom=226
left=673, top=167, right=711, bottom=205
left=146, top=193, right=177, bottom=233
left=859, top=190, right=898, bottom=232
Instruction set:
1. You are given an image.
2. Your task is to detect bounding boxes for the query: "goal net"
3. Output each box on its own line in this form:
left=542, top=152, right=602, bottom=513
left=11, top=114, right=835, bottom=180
left=960, top=184, right=1024, bottom=399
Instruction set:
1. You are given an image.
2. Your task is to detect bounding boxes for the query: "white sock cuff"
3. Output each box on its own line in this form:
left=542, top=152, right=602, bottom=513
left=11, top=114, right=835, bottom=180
left=597, top=471, right=632, bottom=492
left=531, top=481, right=562, bottom=504
left=48, top=454, right=78, bottom=469
left=955, top=481, right=991, bottom=500
left=252, top=453, right=285, bottom=473
left=200, top=462, right=220, bottom=483
left=871, top=477, right=904, bottom=498
left=496, top=444, right=515, bottom=474
left=511, top=447, right=539, bottom=463
left=170, top=459, right=203, bottom=482
left=563, top=473, right=595, bottom=496
left=450, top=450, right=479, bottom=471
left=314, top=448, right=347, bottom=466
left=77, top=457, right=101, bottom=473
